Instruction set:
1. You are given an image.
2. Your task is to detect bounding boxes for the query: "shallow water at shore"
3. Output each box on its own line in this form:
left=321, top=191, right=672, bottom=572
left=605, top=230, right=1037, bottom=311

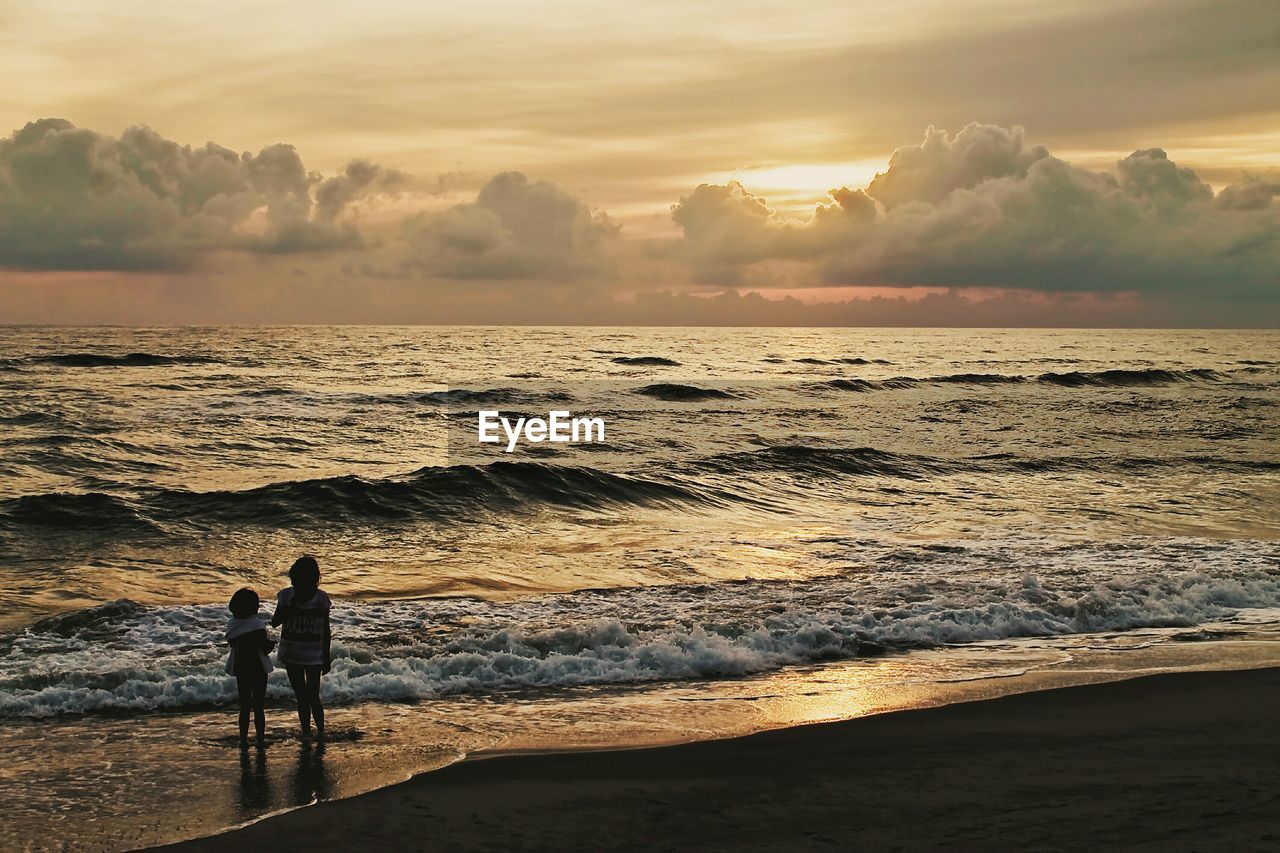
left=3, top=624, right=1279, bottom=852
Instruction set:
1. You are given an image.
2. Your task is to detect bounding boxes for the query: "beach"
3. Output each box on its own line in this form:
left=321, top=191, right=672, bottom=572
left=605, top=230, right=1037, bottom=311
left=163, top=666, right=1280, bottom=852
left=3, top=326, right=1278, bottom=850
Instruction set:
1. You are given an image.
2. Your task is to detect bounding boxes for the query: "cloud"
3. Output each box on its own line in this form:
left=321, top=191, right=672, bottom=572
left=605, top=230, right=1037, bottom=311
left=0, top=118, right=401, bottom=270
left=668, top=182, right=789, bottom=280
left=1214, top=175, right=1280, bottom=212
left=865, top=124, right=1049, bottom=209
left=313, top=159, right=412, bottom=224
left=400, top=171, right=619, bottom=279
left=673, top=123, right=1280, bottom=299
left=0, top=119, right=618, bottom=281
left=5, top=114, right=1277, bottom=317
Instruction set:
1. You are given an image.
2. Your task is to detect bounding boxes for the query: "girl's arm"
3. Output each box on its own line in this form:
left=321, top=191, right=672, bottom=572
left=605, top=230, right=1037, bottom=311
left=322, top=611, right=333, bottom=674
left=269, top=596, right=288, bottom=627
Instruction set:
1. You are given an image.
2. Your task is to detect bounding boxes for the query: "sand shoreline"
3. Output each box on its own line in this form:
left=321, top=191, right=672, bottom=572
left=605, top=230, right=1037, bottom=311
left=159, top=666, right=1280, bottom=852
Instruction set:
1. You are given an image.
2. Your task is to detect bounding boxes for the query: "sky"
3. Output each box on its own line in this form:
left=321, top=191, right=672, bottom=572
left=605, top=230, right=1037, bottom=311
left=1, top=0, right=1277, bottom=325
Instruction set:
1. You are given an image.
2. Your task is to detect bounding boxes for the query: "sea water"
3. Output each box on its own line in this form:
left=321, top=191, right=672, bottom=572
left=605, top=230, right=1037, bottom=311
left=1, top=326, right=1278, bottom=849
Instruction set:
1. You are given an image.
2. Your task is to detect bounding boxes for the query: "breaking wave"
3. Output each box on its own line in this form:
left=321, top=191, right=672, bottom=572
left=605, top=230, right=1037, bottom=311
left=0, top=463, right=717, bottom=534
left=5, top=445, right=1275, bottom=535
left=3, top=562, right=1278, bottom=718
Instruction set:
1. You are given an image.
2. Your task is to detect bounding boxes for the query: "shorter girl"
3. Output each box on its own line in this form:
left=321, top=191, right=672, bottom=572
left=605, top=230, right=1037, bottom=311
left=226, top=588, right=275, bottom=748
left=271, top=556, right=332, bottom=741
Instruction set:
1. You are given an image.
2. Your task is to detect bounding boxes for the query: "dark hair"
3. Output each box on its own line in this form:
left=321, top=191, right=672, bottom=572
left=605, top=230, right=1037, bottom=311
left=229, top=587, right=260, bottom=619
left=289, top=555, right=321, bottom=592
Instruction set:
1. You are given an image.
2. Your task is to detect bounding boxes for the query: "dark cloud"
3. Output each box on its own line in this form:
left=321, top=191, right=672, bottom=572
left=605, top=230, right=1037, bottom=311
left=1214, top=175, right=1280, bottom=212
left=0, top=119, right=399, bottom=270
left=0, top=119, right=619, bottom=280
left=618, top=288, right=1202, bottom=329
left=313, top=159, right=412, bottom=224
left=673, top=123, right=1280, bottom=299
left=400, top=171, right=619, bottom=280
left=13, top=273, right=1274, bottom=327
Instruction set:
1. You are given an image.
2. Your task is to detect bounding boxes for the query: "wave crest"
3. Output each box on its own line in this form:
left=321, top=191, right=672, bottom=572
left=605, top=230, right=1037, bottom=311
left=3, top=566, right=1277, bottom=717
left=611, top=356, right=681, bottom=366
left=1036, top=368, right=1222, bottom=386
left=0, top=463, right=713, bottom=533
left=8, top=353, right=222, bottom=369
left=635, top=383, right=736, bottom=401
left=816, top=367, right=1227, bottom=392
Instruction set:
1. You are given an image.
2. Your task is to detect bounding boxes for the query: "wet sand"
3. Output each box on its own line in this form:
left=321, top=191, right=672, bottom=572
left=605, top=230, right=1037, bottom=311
left=162, top=667, right=1280, bottom=852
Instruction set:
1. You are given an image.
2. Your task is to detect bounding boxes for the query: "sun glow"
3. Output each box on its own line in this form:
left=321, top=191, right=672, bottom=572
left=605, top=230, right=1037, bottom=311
left=711, top=161, right=886, bottom=213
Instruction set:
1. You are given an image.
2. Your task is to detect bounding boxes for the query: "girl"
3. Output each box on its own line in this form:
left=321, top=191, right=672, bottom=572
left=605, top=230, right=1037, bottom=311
left=271, top=556, right=332, bottom=740
left=226, top=588, right=275, bottom=748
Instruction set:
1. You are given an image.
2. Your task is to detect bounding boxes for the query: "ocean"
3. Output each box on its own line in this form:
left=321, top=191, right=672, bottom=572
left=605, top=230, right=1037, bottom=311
left=2, top=325, right=1279, bottom=850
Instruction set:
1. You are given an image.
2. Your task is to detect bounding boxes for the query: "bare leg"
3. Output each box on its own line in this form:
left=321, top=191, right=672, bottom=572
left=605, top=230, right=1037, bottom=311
left=306, top=666, right=325, bottom=738
left=286, top=664, right=311, bottom=736
left=252, top=676, right=267, bottom=744
left=236, top=677, right=253, bottom=745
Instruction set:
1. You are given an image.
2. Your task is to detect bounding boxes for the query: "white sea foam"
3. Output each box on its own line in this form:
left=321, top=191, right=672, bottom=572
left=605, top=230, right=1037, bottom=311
left=3, top=541, right=1279, bottom=717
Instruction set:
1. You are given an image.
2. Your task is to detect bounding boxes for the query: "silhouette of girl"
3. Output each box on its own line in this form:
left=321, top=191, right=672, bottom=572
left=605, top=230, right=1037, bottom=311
left=226, top=587, right=274, bottom=748
left=271, top=556, right=332, bottom=740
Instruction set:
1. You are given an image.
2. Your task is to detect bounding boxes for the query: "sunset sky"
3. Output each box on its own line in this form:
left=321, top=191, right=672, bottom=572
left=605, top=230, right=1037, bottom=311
left=2, top=0, right=1277, bottom=325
